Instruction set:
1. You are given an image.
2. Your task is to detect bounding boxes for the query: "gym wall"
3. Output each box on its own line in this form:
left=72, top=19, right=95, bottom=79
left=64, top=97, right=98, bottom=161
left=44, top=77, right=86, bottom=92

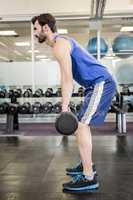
left=0, top=56, right=133, bottom=88
left=0, top=61, right=60, bottom=86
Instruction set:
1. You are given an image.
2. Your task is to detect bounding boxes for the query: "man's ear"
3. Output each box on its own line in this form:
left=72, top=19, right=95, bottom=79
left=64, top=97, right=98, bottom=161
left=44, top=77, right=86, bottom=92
left=43, top=24, right=49, bottom=32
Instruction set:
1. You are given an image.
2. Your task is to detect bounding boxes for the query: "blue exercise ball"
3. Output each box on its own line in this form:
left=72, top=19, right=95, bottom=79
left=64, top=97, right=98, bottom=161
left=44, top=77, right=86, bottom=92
left=87, top=37, right=108, bottom=58
left=112, top=35, right=133, bottom=58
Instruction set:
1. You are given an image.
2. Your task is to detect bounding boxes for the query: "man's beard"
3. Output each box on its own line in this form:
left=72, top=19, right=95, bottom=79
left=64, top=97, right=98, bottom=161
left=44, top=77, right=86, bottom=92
left=38, top=35, right=47, bottom=43
left=36, top=32, right=47, bottom=43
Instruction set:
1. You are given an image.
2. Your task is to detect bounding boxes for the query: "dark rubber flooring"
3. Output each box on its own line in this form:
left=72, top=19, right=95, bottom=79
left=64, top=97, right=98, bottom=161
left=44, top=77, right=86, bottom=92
left=0, top=123, right=133, bottom=199
left=0, top=122, right=133, bottom=136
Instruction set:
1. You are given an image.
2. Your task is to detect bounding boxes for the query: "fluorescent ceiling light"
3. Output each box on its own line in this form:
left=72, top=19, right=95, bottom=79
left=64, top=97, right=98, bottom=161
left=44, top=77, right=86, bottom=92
left=57, top=29, right=68, bottom=34
left=15, top=42, right=30, bottom=46
left=36, top=55, right=47, bottom=59
left=28, top=50, right=39, bottom=53
left=120, top=26, right=133, bottom=32
left=0, top=30, right=17, bottom=36
left=0, top=41, right=7, bottom=47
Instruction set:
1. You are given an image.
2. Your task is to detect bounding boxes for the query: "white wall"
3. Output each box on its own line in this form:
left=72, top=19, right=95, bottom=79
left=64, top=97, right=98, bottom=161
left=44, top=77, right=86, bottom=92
left=0, top=61, right=60, bottom=87
left=0, top=56, right=133, bottom=89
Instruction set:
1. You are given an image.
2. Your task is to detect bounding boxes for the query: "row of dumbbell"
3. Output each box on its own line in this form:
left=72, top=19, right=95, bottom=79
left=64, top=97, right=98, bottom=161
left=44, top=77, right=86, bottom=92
left=0, top=87, right=85, bottom=98
left=0, top=101, right=83, bottom=115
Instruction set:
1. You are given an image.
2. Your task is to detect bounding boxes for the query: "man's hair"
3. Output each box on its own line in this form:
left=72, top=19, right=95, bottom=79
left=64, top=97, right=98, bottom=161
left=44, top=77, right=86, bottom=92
left=31, top=13, right=57, bottom=33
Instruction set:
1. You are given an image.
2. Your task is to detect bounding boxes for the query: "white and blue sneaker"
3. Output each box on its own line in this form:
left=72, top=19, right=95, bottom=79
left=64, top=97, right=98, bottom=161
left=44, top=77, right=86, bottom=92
left=63, top=174, right=99, bottom=193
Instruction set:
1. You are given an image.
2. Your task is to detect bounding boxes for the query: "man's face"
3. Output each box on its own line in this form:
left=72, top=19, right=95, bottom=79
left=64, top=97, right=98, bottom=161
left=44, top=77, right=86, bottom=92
left=34, top=20, right=47, bottom=43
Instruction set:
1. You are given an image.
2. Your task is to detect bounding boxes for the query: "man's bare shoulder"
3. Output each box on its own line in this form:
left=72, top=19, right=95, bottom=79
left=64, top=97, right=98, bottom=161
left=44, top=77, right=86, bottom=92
left=53, top=37, right=71, bottom=55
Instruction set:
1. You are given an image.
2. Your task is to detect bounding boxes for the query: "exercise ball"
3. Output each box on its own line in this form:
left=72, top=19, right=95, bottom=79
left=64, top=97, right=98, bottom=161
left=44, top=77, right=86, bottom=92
left=112, top=35, right=133, bottom=58
left=87, top=37, right=108, bottom=58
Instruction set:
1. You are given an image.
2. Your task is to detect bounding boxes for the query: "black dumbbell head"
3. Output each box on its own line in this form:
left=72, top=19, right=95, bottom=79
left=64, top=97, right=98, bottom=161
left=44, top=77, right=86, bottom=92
left=18, top=102, right=31, bottom=114
left=76, top=101, right=83, bottom=112
left=69, top=101, right=76, bottom=113
left=33, top=88, right=43, bottom=97
left=32, top=102, right=42, bottom=114
left=8, top=90, right=14, bottom=98
left=45, top=88, right=53, bottom=97
left=52, top=102, right=62, bottom=113
left=42, top=102, right=53, bottom=113
left=8, top=104, right=18, bottom=114
left=55, top=112, right=78, bottom=135
left=13, top=89, right=22, bottom=98
left=23, top=88, right=33, bottom=97
left=0, top=90, right=6, bottom=98
left=0, top=102, right=9, bottom=114
left=56, top=88, right=62, bottom=97
left=78, top=87, right=84, bottom=97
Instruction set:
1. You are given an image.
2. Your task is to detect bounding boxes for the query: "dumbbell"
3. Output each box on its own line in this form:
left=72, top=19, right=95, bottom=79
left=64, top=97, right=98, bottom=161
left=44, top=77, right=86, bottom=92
left=76, top=101, right=83, bottom=112
left=8, top=89, right=14, bottom=98
left=8, top=89, right=18, bottom=103
left=32, top=102, right=42, bottom=114
left=52, top=102, right=62, bottom=113
left=69, top=101, right=76, bottom=113
left=55, top=88, right=62, bottom=97
left=78, top=87, right=84, bottom=97
left=45, top=88, right=53, bottom=97
left=13, top=89, right=22, bottom=98
left=8, top=103, right=18, bottom=115
left=33, top=88, right=43, bottom=97
left=23, top=88, right=33, bottom=97
left=18, top=102, right=32, bottom=114
left=55, top=112, right=78, bottom=135
left=0, top=90, right=6, bottom=98
left=41, top=102, right=53, bottom=113
left=0, top=102, right=9, bottom=114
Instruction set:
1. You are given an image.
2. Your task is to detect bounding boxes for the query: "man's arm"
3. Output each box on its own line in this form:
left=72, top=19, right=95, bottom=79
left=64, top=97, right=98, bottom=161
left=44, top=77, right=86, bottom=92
left=53, top=38, right=73, bottom=112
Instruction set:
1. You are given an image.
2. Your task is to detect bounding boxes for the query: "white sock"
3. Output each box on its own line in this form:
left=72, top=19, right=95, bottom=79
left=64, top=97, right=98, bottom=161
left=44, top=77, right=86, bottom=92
left=84, top=173, right=94, bottom=181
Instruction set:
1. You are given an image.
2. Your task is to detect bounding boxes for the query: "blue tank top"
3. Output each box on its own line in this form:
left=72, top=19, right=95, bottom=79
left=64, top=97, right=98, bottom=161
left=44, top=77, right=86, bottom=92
left=55, top=34, right=113, bottom=88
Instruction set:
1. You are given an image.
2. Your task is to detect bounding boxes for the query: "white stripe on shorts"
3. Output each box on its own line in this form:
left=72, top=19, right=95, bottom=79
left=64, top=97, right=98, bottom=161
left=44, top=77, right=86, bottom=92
left=81, top=81, right=105, bottom=124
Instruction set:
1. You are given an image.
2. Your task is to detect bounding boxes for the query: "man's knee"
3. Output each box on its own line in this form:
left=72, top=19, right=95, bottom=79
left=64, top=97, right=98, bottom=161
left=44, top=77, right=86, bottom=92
left=74, top=121, right=90, bottom=135
left=78, top=121, right=90, bottom=128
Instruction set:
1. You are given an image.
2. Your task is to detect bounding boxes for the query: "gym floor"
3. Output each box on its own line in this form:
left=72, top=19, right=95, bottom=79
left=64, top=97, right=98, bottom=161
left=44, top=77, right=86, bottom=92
left=0, top=124, right=133, bottom=200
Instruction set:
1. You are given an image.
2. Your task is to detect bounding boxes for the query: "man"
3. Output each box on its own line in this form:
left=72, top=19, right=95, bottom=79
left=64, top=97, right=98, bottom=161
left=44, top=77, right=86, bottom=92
left=31, top=13, right=116, bottom=193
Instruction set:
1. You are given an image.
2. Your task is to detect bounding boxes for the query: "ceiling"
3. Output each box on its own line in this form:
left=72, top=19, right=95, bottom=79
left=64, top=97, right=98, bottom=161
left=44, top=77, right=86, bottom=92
left=0, top=0, right=133, bottom=19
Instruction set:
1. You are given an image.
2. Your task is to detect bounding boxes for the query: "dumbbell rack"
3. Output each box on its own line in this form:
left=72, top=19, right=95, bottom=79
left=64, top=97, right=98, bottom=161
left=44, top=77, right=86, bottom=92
left=0, top=95, right=83, bottom=137
left=0, top=87, right=130, bottom=137
left=17, top=96, right=83, bottom=126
